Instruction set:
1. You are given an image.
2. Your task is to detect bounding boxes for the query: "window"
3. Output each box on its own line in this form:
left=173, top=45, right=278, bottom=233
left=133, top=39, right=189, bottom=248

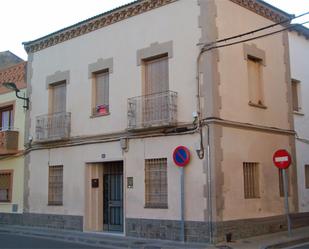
left=50, top=82, right=66, bottom=114
left=243, top=162, right=260, bottom=199
left=305, top=165, right=309, bottom=189
left=292, top=79, right=301, bottom=112
left=144, top=55, right=169, bottom=95
left=247, top=56, right=264, bottom=106
left=93, top=70, right=109, bottom=116
left=0, top=171, right=13, bottom=202
left=145, top=158, right=168, bottom=208
left=0, top=105, right=13, bottom=131
left=48, top=165, right=63, bottom=205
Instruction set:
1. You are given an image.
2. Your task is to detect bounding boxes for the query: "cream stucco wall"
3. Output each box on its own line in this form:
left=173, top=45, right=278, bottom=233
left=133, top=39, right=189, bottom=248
left=28, top=0, right=201, bottom=140
left=215, top=0, right=291, bottom=130
left=0, top=90, right=26, bottom=213
left=220, top=127, right=295, bottom=221
left=28, top=134, right=205, bottom=229
left=289, top=31, right=309, bottom=212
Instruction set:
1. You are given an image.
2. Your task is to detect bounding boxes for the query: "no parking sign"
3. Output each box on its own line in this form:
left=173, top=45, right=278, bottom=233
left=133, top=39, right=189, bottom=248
left=173, top=146, right=191, bottom=167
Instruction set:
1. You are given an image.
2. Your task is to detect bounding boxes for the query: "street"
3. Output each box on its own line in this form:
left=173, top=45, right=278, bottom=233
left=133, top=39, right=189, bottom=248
left=290, top=243, right=309, bottom=249
left=0, top=233, right=102, bottom=249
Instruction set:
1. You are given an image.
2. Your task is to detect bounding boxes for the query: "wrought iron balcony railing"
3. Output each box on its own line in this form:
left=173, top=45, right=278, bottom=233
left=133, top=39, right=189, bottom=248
left=36, top=112, right=71, bottom=142
left=128, top=91, right=177, bottom=130
left=0, top=129, right=19, bottom=155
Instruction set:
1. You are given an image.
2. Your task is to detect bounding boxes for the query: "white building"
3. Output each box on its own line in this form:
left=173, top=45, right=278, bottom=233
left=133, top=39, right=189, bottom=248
left=289, top=25, right=309, bottom=212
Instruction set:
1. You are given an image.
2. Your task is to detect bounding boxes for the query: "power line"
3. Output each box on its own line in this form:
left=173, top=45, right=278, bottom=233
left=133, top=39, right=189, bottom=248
left=203, top=11, right=309, bottom=49
left=203, top=21, right=309, bottom=52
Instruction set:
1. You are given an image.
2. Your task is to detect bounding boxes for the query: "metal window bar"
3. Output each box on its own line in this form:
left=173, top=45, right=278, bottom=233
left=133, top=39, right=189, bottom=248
left=48, top=166, right=63, bottom=205
left=145, top=158, right=168, bottom=208
left=128, top=91, right=177, bottom=130
left=243, top=162, right=259, bottom=199
left=36, top=112, right=71, bottom=142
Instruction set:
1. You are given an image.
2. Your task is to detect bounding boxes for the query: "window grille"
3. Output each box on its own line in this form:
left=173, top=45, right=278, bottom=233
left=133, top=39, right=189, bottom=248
left=0, top=171, right=12, bottom=202
left=243, top=162, right=260, bottom=199
left=48, top=165, right=63, bottom=205
left=145, top=158, right=168, bottom=208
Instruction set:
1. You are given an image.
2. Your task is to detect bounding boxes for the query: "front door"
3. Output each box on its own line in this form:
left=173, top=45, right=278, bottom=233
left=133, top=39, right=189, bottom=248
left=103, top=162, right=123, bottom=232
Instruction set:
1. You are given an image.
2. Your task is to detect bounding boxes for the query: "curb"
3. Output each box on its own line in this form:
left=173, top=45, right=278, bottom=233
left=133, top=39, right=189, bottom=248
left=264, top=237, right=309, bottom=249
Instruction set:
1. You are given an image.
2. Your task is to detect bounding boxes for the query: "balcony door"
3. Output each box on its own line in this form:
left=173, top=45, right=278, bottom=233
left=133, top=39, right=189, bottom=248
left=0, top=106, right=13, bottom=131
left=144, top=55, right=169, bottom=126
left=49, top=82, right=67, bottom=139
left=51, top=82, right=66, bottom=114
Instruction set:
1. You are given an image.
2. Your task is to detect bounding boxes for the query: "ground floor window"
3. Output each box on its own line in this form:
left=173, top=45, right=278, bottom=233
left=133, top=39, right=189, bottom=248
left=0, top=170, right=13, bottom=202
left=48, top=165, right=63, bottom=205
left=145, top=158, right=168, bottom=208
left=243, top=162, right=260, bottom=199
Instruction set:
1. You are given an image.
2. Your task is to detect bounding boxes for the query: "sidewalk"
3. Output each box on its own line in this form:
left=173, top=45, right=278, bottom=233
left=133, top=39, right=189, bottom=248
left=215, top=226, right=309, bottom=249
left=0, top=224, right=308, bottom=249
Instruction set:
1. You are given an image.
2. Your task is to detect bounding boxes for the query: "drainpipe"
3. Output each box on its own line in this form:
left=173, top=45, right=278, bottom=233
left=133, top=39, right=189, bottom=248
left=196, top=48, right=213, bottom=243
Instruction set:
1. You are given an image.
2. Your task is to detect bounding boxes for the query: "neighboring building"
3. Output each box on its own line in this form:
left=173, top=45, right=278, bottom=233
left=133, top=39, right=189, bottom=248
left=21, top=0, right=306, bottom=243
left=289, top=25, right=309, bottom=213
left=0, top=51, right=27, bottom=214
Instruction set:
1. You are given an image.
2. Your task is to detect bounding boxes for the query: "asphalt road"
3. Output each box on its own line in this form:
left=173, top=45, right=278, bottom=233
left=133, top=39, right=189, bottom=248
left=0, top=233, right=102, bottom=249
left=290, top=243, right=309, bottom=249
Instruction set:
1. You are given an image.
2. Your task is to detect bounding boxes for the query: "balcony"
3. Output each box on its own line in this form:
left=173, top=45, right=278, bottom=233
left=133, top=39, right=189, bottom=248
left=128, top=91, right=177, bottom=130
left=35, top=112, right=71, bottom=142
left=0, top=130, right=19, bottom=155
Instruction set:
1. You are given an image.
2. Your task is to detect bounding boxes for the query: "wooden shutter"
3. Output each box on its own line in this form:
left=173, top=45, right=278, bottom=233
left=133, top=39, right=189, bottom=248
left=248, top=57, right=263, bottom=105
left=145, top=56, right=169, bottom=95
left=291, top=80, right=299, bottom=111
left=95, top=71, right=109, bottom=107
left=51, top=83, right=66, bottom=113
left=305, top=165, right=309, bottom=189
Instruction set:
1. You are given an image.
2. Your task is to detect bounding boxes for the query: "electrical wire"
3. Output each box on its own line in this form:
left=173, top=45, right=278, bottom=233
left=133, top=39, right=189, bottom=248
left=203, top=21, right=309, bottom=52
left=203, top=11, right=309, bottom=48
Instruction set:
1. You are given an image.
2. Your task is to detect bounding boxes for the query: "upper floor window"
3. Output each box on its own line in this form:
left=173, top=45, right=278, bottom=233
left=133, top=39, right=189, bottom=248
left=247, top=56, right=264, bottom=107
left=0, top=105, right=13, bottom=131
left=93, top=70, right=109, bottom=116
left=144, top=55, right=169, bottom=95
left=0, top=170, right=13, bottom=202
left=305, top=165, right=309, bottom=189
left=291, top=79, right=301, bottom=113
left=50, top=82, right=66, bottom=114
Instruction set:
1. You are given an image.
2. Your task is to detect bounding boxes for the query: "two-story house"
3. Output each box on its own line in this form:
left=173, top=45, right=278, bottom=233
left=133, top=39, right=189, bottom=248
left=21, top=0, right=306, bottom=243
left=289, top=25, right=309, bottom=213
left=0, top=51, right=27, bottom=215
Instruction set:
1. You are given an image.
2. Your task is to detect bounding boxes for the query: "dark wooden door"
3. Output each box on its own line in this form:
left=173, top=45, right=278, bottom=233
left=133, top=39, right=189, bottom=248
left=103, top=162, right=123, bottom=232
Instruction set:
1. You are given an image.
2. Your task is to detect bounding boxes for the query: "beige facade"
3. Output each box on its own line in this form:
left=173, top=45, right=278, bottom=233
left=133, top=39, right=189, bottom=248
left=23, top=0, right=305, bottom=243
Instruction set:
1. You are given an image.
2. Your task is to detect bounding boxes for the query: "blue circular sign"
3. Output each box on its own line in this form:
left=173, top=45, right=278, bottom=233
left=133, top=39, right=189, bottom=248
left=173, top=146, right=191, bottom=167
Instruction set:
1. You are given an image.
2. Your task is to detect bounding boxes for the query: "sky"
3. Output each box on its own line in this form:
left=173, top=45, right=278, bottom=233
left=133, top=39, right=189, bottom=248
left=0, top=0, right=308, bottom=61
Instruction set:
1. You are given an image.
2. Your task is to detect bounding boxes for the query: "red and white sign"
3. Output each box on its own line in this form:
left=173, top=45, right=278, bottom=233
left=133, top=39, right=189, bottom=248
left=273, top=149, right=292, bottom=169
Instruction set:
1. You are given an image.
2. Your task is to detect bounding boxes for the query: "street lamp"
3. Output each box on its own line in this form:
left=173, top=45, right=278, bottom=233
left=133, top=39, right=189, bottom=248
left=2, top=82, right=29, bottom=110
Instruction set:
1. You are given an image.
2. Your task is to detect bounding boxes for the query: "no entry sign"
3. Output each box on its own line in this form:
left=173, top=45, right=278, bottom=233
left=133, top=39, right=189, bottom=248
left=273, top=149, right=292, bottom=169
left=173, top=146, right=190, bottom=167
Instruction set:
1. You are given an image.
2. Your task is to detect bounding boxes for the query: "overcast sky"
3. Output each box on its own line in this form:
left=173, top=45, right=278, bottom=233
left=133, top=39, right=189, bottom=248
left=0, top=0, right=308, bottom=60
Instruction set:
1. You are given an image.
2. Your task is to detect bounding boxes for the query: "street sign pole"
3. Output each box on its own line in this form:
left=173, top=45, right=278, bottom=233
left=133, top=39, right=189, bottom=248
left=282, top=169, right=292, bottom=237
left=180, top=167, right=185, bottom=242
